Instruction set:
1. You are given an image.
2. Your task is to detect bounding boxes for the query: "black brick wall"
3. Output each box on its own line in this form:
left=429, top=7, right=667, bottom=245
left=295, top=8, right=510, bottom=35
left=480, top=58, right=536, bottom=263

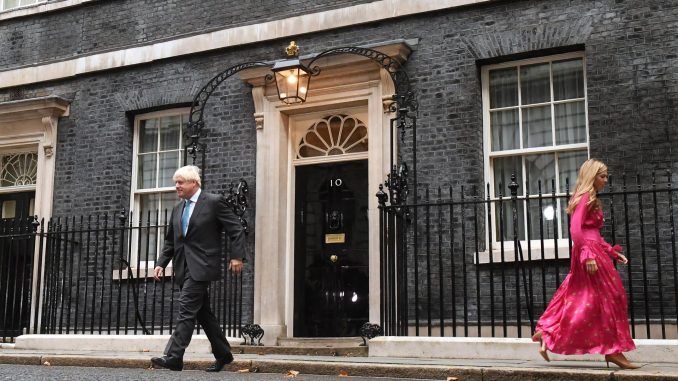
left=1, top=0, right=676, bottom=334
left=0, top=0, right=376, bottom=69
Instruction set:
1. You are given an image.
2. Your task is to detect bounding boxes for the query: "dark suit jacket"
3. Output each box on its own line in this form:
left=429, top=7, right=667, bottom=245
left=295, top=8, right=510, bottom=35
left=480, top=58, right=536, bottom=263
left=156, top=191, right=248, bottom=283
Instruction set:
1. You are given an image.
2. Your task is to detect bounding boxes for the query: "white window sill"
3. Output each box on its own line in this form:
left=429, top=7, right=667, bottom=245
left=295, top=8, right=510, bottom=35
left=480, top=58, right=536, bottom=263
left=112, top=264, right=173, bottom=280
left=0, top=0, right=96, bottom=21
left=476, top=243, right=571, bottom=264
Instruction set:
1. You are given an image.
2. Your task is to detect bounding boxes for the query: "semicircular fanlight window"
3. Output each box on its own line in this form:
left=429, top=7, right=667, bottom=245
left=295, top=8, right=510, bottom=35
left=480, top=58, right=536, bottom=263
left=0, top=153, right=37, bottom=187
left=297, top=114, right=368, bottom=158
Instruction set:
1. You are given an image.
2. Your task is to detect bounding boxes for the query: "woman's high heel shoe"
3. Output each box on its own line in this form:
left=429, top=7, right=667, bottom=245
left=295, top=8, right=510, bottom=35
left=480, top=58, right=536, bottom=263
left=605, top=353, right=640, bottom=369
left=531, top=331, right=550, bottom=362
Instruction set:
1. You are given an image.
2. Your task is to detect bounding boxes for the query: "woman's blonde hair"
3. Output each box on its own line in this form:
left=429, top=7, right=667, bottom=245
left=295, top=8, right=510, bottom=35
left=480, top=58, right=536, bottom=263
left=173, top=165, right=202, bottom=187
left=566, top=158, right=607, bottom=215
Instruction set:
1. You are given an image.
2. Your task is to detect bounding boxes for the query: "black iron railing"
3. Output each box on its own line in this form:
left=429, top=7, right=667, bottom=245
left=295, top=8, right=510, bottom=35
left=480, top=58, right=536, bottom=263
left=0, top=211, right=246, bottom=342
left=0, top=218, right=38, bottom=342
left=379, top=174, right=678, bottom=339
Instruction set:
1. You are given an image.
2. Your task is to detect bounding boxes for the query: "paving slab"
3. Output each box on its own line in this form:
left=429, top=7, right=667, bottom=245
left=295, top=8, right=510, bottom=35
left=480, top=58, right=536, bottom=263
left=0, top=347, right=676, bottom=380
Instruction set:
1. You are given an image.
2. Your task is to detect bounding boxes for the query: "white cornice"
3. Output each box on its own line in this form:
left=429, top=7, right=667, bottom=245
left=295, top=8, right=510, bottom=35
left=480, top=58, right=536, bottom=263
left=0, top=0, right=492, bottom=89
left=0, top=96, right=70, bottom=123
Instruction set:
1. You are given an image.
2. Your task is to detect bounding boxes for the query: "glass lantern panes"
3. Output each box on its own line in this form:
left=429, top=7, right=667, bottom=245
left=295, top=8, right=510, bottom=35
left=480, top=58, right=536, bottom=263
left=486, top=55, right=588, bottom=243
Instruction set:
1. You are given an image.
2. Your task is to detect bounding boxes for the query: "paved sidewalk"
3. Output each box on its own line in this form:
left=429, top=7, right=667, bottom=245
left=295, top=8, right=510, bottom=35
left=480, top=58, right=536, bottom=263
left=1, top=347, right=676, bottom=380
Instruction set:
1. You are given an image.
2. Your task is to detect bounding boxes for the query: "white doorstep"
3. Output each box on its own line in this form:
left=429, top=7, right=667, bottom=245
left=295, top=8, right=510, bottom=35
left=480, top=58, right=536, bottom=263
left=14, top=334, right=245, bottom=353
left=368, top=336, right=678, bottom=363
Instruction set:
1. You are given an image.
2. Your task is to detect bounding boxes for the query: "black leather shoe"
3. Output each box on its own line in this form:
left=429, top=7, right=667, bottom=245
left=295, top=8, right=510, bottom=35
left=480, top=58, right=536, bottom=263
left=151, top=356, right=183, bottom=371
left=205, top=351, right=234, bottom=372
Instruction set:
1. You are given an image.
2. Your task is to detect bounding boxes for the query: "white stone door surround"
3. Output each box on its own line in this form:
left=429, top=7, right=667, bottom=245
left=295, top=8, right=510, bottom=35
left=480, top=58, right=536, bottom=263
left=0, top=95, right=70, bottom=332
left=240, top=41, right=411, bottom=344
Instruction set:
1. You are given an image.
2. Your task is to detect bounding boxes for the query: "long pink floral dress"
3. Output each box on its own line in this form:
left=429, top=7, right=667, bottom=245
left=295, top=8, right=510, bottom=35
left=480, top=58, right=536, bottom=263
left=536, top=193, right=636, bottom=355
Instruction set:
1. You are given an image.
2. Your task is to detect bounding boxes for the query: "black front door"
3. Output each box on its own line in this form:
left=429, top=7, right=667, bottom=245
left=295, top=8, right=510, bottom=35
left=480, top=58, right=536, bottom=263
left=294, top=160, right=369, bottom=337
left=0, top=191, right=36, bottom=340
left=0, top=191, right=34, bottom=220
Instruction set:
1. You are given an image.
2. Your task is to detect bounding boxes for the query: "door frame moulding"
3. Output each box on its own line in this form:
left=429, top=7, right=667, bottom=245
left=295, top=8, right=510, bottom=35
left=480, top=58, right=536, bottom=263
left=0, top=95, right=69, bottom=222
left=287, top=106, right=369, bottom=338
left=240, top=41, right=408, bottom=344
left=0, top=95, right=70, bottom=334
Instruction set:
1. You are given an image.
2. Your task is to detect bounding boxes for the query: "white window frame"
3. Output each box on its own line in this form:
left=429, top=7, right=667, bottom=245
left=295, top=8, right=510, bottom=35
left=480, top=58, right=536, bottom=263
left=116, top=108, right=188, bottom=279
left=0, top=0, right=44, bottom=12
left=480, top=52, right=589, bottom=263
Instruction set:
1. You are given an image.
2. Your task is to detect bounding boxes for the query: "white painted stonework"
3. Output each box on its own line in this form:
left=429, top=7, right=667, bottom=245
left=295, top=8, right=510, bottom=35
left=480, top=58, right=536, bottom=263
left=14, top=334, right=244, bottom=353
left=368, top=336, right=678, bottom=364
left=240, top=41, right=411, bottom=345
left=0, top=96, right=70, bottom=335
left=0, top=0, right=492, bottom=89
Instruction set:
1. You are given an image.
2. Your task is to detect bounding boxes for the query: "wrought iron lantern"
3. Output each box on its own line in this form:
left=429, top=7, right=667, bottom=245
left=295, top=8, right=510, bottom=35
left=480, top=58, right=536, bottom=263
left=271, top=41, right=311, bottom=104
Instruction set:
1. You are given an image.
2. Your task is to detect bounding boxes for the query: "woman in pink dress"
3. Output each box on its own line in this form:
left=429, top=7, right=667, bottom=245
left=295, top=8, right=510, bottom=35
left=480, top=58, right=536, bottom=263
left=531, top=159, right=638, bottom=369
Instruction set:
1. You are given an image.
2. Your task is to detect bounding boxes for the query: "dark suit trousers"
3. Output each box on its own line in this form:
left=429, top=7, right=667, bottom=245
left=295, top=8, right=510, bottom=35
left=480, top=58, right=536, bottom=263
left=164, top=265, right=230, bottom=360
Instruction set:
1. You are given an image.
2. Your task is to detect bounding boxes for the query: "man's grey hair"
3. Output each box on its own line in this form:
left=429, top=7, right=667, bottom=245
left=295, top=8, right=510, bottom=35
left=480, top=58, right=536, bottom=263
left=173, top=165, right=202, bottom=187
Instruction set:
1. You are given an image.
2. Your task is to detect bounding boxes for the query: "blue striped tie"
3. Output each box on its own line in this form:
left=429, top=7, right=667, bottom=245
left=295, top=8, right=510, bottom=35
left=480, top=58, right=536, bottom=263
left=181, top=199, right=191, bottom=236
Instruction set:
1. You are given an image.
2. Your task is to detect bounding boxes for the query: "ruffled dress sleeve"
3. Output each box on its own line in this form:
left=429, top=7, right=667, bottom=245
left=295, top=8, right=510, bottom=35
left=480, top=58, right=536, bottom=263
left=601, top=240, right=622, bottom=260
left=570, top=193, right=596, bottom=265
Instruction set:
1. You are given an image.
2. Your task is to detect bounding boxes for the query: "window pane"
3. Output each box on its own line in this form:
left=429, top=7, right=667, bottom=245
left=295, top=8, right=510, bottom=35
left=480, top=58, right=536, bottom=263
left=489, top=68, right=518, bottom=108
left=139, top=119, right=158, bottom=153
left=158, top=192, right=177, bottom=247
left=527, top=199, right=557, bottom=241
left=493, top=156, right=523, bottom=197
left=490, top=109, right=519, bottom=151
left=553, top=59, right=584, bottom=101
left=525, top=154, right=556, bottom=195
left=159, top=151, right=180, bottom=188
left=495, top=200, right=525, bottom=241
left=560, top=199, right=570, bottom=239
left=558, top=150, right=588, bottom=193
left=160, top=192, right=178, bottom=222
left=520, top=63, right=550, bottom=105
left=139, top=193, right=160, bottom=219
left=159, top=115, right=181, bottom=150
left=555, top=101, right=586, bottom=144
left=522, top=106, right=552, bottom=148
left=139, top=193, right=160, bottom=262
left=2, top=200, right=16, bottom=219
left=137, top=154, right=157, bottom=189
left=143, top=227, right=159, bottom=262
left=4, top=0, right=20, bottom=9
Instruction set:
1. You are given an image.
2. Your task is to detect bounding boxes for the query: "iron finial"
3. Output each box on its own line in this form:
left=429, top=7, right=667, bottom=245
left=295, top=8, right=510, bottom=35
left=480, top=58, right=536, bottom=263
left=508, top=173, right=519, bottom=197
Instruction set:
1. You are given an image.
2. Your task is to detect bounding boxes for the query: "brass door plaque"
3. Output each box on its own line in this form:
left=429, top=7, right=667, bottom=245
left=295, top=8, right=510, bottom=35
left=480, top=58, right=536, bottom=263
left=325, top=233, right=345, bottom=244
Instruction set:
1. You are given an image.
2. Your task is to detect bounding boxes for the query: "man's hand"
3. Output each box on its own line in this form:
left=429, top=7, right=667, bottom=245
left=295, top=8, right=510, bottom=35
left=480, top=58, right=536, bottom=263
left=228, top=259, right=244, bottom=275
left=153, top=266, right=164, bottom=281
left=585, top=259, right=598, bottom=275
left=615, top=253, right=628, bottom=264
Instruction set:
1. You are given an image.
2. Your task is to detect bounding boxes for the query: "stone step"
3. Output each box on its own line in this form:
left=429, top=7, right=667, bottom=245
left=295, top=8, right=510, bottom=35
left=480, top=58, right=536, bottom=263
left=233, top=344, right=367, bottom=357
left=14, top=334, right=368, bottom=357
left=277, top=337, right=365, bottom=348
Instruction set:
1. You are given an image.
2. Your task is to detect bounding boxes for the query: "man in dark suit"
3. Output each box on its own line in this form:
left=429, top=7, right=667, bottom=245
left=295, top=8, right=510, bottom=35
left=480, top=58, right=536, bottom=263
left=150, top=165, right=247, bottom=372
